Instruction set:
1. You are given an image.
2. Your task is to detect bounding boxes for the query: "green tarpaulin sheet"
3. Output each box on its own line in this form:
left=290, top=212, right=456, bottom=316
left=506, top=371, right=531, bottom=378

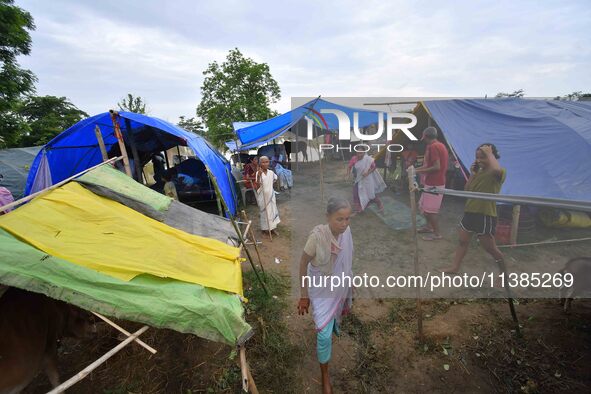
left=0, top=229, right=252, bottom=345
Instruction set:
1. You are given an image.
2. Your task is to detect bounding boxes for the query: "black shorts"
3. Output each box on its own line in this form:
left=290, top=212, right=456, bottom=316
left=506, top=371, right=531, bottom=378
left=459, top=212, right=497, bottom=236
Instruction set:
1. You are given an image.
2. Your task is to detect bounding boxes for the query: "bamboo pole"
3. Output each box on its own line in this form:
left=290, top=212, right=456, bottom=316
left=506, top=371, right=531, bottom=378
left=206, top=168, right=268, bottom=295
left=238, top=220, right=252, bottom=252
left=496, top=259, right=521, bottom=336
left=109, top=110, right=132, bottom=178
left=47, top=326, right=149, bottom=393
left=498, top=236, right=591, bottom=248
left=510, top=205, right=521, bottom=245
left=407, top=166, right=423, bottom=341
left=239, top=346, right=248, bottom=392
left=0, top=157, right=121, bottom=213
left=241, top=210, right=266, bottom=277
left=91, top=312, right=157, bottom=354
left=124, top=118, right=143, bottom=183
left=94, top=125, right=108, bottom=161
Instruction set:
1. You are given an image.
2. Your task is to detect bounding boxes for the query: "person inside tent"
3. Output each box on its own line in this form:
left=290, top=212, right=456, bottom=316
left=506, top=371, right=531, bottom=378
left=298, top=196, right=354, bottom=394
left=162, top=170, right=179, bottom=201
left=255, top=156, right=280, bottom=236
left=243, top=156, right=259, bottom=189
left=271, top=148, right=293, bottom=190
left=347, top=151, right=386, bottom=215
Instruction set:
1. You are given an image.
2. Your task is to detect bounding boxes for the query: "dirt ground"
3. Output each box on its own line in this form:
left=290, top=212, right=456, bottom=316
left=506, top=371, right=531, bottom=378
left=25, top=159, right=591, bottom=393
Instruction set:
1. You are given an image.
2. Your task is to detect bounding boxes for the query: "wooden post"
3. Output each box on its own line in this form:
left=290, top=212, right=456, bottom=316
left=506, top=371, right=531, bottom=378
left=239, top=346, right=258, bottom=393
left=109, top=110, right=132, bottom=178
left=206, top=167, right=268, bottom=295
left=124, top=118, right=143, bottom=183
left=407, top=166, right=424, bottom=341
left=94, top=125, right=108, bottom=161
left=496, top=259, right=521, bottom=336
left=510, top=204, right=521, bottom=245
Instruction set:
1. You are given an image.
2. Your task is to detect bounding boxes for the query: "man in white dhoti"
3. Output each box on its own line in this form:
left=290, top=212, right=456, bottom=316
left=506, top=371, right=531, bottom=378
left=255, top=156, right=280, bottom=235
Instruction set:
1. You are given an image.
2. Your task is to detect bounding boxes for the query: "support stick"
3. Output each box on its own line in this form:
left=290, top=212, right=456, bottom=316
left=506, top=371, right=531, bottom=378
left=498, top=236, right=591, bottom=248
left=239, top=346, right=248, bottom=392
left=124, top=118, right=143, bottom=183
left=47, top=326, right=149, bottom=393
left=407, top=166, right=423, bottom=341
left=495, top=259, right=521, bottom=336
left=94, top=125, right=108, bottom=161
left=510, top=204, right=521, bottom=245
left=241, top=210, right=266, bottom=277
left=109, top=110, right=132, bottom=178
left=91, top=312, right=157, bottom=354
left=206, top=168, right=268, bottom=295
left=0, top=157, right=121, bottom=213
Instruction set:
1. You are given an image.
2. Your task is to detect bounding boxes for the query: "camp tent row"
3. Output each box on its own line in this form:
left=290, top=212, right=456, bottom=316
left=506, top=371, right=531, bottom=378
left=230, top=97, right=591, bottom=203
left=24, top=111, right=239, bottom=216
left=1, top=163, right=252, bottom=345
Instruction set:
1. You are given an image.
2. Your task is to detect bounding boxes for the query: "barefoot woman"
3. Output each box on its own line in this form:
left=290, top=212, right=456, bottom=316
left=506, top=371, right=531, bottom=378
left=298, top=197, right=353, bottom=394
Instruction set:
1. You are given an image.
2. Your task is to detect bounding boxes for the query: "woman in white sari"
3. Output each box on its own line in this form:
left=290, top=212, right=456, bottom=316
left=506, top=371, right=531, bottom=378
left=347, top=151, right=386, bottom=214
left=298, top=197, right=353, bottom=394
left=255, top=156, right=280, bottom=235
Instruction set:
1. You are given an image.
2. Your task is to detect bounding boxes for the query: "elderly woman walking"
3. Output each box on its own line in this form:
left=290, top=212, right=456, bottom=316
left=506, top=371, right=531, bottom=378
left=298, top=197, right=354, bottom=394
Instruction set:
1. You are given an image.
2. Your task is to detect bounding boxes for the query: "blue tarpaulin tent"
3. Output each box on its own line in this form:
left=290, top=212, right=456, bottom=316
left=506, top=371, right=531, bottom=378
left=25, top=112, right=238, bottom=215
left=423, top=99, right=591, bottom=202
left=230, top=98, right=386, bottom=151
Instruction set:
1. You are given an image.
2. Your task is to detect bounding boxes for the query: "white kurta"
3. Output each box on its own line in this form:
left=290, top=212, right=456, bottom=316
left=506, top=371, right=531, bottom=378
left=256, top=169, right=280, bottom=231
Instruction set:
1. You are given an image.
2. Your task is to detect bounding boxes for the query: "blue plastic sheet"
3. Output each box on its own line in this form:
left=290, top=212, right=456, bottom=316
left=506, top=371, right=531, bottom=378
left=424, top=99, right=591, bottom=201
left=25, top=112, right=238, bottom=215
left=232, top=98, right=386, bottom=150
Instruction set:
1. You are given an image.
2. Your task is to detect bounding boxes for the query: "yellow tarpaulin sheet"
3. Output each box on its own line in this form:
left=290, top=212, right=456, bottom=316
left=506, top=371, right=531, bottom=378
left=0, top=182, right=243, bottom=295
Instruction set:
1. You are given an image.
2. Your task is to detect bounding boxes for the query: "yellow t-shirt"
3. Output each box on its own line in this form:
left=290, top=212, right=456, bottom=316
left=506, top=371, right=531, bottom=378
left=464, top=168, right=506, bottom=217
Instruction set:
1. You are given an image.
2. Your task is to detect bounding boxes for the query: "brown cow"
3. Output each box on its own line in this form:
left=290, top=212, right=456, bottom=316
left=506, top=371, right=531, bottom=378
left=0, top=288, right=95, bottom=394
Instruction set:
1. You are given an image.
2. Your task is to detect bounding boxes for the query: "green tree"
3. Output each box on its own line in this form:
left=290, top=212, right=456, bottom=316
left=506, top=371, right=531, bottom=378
left=178, top=116, right=205, bottom=136
left=495, top=89, right=525, bottom=98
left=554, top=91, right=591, bottom=101
left=18, top=95, right=88, bottom=146
left=117, top=93, right=148, bottom=114
left=197, top=48, right=281, bottom=147
left=0, top=0, right=37, bottom=148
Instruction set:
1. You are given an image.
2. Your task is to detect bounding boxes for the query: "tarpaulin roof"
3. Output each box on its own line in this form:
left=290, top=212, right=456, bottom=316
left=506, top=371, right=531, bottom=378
left=231, top=98, right=385, bottom=151
left=0, top=146, right=41, bottom=198
left=0, top=165, right=251, bottom=345
left=24, top=112, right=238, bottom=215
left=423, top=99, right=591, bottom=201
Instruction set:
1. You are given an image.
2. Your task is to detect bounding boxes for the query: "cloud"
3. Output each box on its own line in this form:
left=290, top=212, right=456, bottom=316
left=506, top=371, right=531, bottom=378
left=15, top=0, right=591, bottom=120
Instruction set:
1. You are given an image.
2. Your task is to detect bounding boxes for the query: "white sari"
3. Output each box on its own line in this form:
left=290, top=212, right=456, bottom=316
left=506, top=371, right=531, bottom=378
left=354, top=155, right=386, bottom=210
left=255, top=169, right=280, bottom=231
left=308, top=227, right=353, bottom=331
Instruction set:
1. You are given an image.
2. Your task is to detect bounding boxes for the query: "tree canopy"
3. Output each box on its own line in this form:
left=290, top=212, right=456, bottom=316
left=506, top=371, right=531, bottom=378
left=196, top=48, right=281, bottom=147
left=18, top=95, right=88, bottom=146
left=118, top=93, right=148, bottom=114
left=0, top=0, right=37, bottom=148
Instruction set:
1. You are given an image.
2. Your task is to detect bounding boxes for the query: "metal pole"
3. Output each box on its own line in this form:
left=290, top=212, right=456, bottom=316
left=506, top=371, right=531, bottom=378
left=407, top=166, right=424, bottom=341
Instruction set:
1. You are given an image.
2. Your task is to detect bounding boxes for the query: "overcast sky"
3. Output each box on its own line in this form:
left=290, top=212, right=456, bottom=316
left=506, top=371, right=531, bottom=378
left=16, top=0, right=591, bottom=122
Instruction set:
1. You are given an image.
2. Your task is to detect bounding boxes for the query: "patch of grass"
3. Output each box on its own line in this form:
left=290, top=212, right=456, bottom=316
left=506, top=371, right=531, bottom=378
left=241, top=270, right=302, bottom=393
